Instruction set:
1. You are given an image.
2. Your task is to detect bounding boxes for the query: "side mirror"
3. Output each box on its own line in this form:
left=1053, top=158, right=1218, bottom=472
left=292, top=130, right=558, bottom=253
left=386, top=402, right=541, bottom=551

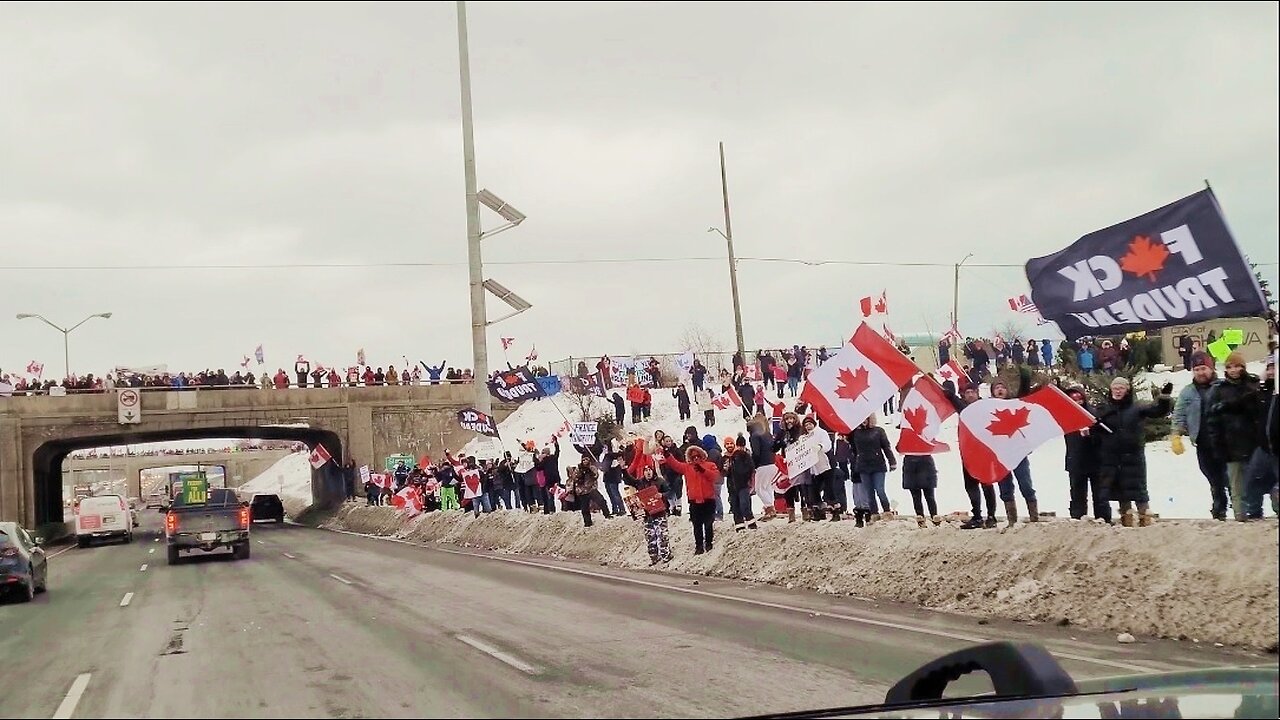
left=33, top=536, right=45, bottom=546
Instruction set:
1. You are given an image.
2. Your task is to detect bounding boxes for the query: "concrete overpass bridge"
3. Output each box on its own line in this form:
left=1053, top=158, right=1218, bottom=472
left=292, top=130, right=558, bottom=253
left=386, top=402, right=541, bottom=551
left=62, top=449, right=296, bottom=498
left=0, top=385, right=509, bottom=529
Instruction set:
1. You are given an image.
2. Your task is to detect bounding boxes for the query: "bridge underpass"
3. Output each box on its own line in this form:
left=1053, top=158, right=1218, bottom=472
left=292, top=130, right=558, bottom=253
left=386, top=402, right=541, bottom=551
left=62, top=448, right=297, bottom=500
left=0, top=385, right=509, bottom=530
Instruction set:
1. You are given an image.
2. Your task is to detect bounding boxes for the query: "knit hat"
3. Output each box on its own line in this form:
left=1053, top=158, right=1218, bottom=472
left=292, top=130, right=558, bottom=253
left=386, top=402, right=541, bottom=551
left=1191, top=351, right=1214, bottom=369
left=723, top=435, right=736, bottom=448
left=801, top=415, right=817, bottom=427
left=1110, top=376, right=1131, bottom=389
left=1224, top=351, right=1247, bottom=368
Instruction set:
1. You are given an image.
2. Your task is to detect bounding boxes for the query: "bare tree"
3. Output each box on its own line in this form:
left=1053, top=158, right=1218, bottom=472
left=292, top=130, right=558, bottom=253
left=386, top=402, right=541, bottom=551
left=991, top=319, right=1029, bottom=343
left=568, top=391, right=598, bottom=422
left=677, top=322, right=726, bottom=355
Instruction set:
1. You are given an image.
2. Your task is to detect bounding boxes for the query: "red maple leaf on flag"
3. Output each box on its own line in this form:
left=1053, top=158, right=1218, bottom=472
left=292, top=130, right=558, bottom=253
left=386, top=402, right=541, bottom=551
left=1118, top=235, right=1170, bottom=282
left=874, top=293, right=888, bottom=314
left=903, top=406, right=929, bottom=436
left=987, top=407, right=1031, bottom=437
left=835, top=367, right=871, bottom=402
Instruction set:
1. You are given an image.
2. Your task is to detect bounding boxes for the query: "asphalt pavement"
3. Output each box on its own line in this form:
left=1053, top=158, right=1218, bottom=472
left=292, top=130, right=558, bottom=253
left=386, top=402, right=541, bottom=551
left=1, top=511, right=1269, bottom=719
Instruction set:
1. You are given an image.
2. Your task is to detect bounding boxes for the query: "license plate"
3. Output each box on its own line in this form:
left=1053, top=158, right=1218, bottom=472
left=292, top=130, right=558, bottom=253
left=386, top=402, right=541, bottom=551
left=199, top=532, right=217, bottom=541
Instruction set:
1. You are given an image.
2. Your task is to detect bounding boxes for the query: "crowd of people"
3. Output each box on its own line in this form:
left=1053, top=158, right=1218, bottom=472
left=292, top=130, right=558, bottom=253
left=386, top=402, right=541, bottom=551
left=345, top=345, right=1277, bottom=564
left=0, top=359, right=479, bottom=396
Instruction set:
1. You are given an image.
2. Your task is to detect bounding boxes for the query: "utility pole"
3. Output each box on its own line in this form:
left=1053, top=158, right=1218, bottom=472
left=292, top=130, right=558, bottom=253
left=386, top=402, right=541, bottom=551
left=719, top=142, right=746, bottom=364
left=456, top=0, right=490, bottom=413
left=952, top=253, right=973, bottom=329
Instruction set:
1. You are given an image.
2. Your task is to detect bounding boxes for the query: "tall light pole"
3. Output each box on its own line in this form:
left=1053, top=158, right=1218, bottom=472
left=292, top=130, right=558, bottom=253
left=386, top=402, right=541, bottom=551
left=716, top=141, right=746, bottom=364
left=16, top=312, right=113, bottom=379
left=952, top=253, right=973, bottom=328
left=456, top=0, right=489, bottom=413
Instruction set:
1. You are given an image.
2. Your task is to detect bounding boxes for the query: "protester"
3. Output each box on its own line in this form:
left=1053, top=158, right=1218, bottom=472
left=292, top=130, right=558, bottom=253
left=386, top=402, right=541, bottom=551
left=1094, top=377, right=1174, bottom=527
left=571, top=458, right=613, bottom=527
left=1064, top=386, right=1108, bottom=522
left=849, top=413, right=896, bottom=523
left=991, top=372, right=1039, bottom=524
left=1172, top=352, right=1230, bottom=519
left=659, top=444, right=719, bottom=555
left=1205, top=352, right=1263, bottom=522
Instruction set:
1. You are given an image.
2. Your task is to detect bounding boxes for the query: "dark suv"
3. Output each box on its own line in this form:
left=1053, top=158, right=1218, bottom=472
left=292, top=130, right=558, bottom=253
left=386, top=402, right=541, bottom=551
left=249, top=494, right=285, bottom=523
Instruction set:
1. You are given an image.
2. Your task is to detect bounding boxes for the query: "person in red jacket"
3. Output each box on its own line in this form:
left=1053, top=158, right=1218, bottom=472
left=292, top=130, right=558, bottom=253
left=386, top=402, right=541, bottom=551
left=660, top=445, right=720, bottom=554
left=626, top=383, right=646, bottom=424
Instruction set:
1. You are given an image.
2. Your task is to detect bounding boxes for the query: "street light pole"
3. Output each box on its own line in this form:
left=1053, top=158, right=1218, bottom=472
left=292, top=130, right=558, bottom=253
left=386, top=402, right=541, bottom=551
left=952, top=253, right=973, bottom=328
left=456, top=0, right=490, bottom=413
left=16, top=312, right=113, bottom=379
left=718, top=142, right=746, bottom=365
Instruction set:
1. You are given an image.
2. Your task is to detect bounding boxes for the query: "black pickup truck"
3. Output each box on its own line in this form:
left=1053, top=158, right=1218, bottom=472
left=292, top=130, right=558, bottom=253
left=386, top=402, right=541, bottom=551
left=164, top=488, right=251, bottom=565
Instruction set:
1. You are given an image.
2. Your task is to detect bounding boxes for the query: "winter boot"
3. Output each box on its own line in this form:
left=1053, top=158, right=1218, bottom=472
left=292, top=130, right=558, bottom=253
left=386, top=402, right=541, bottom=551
left=1027, top=500, right=1040, bottom=523
left=931, top=515, right=942, bottom=526
left=829, top=506, right=841, bottom=522
left=787, top=507, right=797, bottom=523
left=960, top=515, right=983, bottom=530
left=983, top=516, right=998, bottom=529
left=800, top=506, right=812, bottom=522
left=1004, top=500, right=1018, bottom=527
left=1120, top=509, right=1137, bottom=527
left=869, top=513, right=881, bottom=523
left=1138, top=512, right=1155, bottom=527
left=854, top=510, right=866, bottom=528
left=916, top=515, right=927, bottom=528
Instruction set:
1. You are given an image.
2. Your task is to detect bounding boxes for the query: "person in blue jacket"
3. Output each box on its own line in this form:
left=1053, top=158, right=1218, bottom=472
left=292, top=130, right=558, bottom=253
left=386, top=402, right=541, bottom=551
left=421, top=360, right=447, bottom=385
left=1041, top=339, right=1053, bottom=368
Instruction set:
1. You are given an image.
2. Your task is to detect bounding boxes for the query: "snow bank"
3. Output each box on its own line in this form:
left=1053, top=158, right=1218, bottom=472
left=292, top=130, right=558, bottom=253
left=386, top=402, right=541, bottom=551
left=238, top=451, right=313, bottom=511
left=458, top=364, right=1274, bottom=520
left=316, top=505, right=1279, bottom=650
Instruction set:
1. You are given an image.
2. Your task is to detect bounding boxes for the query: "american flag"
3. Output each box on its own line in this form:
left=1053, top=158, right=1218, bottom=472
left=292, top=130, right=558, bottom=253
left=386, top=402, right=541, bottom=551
left=1008, top=294, right=1050, bottom=325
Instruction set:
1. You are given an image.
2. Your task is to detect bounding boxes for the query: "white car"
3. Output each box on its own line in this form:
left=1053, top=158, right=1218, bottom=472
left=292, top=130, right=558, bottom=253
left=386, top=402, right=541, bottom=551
left=75, top=495, right=134, bottom=547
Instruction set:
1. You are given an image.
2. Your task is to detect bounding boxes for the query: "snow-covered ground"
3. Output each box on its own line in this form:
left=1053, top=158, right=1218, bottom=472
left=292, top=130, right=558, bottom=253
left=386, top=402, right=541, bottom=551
left=238, top=452, right=313, bottom=503
left=462, top=362, right=1272, bottom=520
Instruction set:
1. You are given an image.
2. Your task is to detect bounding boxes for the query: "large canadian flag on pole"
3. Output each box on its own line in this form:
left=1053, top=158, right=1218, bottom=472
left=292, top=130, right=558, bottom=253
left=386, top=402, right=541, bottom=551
left=392, top=485, right=424, bottom=516
left=896, top=375, right=956, bottom=455
left=800, top=323, right=919, bottom=435
left=859, top=291, right=888, bottom=318
left=958, top=385, right=1095, bottom=483
left=711, top=386, right=743, bottom=410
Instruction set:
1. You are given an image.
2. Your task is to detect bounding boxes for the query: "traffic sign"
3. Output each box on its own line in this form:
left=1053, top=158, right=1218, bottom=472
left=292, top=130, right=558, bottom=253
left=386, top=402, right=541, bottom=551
left=117, top=388, right=142, bottom=424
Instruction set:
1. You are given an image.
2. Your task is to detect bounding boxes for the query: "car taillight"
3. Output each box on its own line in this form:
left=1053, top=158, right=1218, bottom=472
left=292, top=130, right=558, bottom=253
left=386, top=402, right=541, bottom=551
left=239, top=507, right=250, bottom=528
left=0, top=547, right=18, bottom=558
left=165, top=512, right=177, bottom=534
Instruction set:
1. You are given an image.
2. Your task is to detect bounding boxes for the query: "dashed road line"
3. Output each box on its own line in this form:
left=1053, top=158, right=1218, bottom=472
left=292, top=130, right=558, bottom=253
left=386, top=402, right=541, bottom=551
left=119, top=592, right=134, bottom=608
left=52, top=673, right=91, bottom=719
left=456, top=634, right=541, bottom=675
left=139, top=564, right=148, bottom=572
left=283, top=552, right=297, bottom=560
left=329, top=573, right=353, bottom=585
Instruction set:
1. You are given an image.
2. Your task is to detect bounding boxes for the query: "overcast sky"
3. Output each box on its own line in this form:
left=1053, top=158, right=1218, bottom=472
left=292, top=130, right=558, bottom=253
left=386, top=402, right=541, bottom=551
left=3, top=1, right=1277, bottom=380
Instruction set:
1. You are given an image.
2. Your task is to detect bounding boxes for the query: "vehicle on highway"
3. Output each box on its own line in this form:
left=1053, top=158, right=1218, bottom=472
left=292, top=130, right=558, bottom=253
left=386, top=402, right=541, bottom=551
left=75, top=494, right=134, bottom=547
left=248, top=493, right=285, bottom=523
left=0, top=522, right=47, bottom=603
left=164, top=487, right=251, bottom=565
left=144, top=492, right=168, bottom=510
left=743, top=642, right=1279, bottom=719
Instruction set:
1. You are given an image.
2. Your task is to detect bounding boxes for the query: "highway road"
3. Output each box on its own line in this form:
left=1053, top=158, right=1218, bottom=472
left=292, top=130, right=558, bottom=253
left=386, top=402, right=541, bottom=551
left=1, top=512, right=1268, bottom=719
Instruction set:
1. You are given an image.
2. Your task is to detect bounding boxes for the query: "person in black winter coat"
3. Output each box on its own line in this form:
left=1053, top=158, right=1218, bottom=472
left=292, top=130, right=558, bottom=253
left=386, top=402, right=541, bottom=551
left=534, top=438, right=562, bottom=514
left=848, top=415, right=896, bottom=524
left=737, top=381, right=756, bottom=421
left=1205, top=352, right=1264, bottom=521
left=723, top=436, right=757, bottom=531
left=673, top=384, right=692, bottom=421
left=611, top=392, right=626, bottom=426
left=943, top=381, right=999, bottom=529
left=1063, top=386, right=1107, bottom=522
left=1094, top=376, right=1173, bottom=527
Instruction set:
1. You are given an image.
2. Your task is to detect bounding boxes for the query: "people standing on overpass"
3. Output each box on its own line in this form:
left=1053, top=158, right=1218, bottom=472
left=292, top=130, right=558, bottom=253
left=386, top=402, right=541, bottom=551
left=362, top=366, right=375, bottom=386
left=326, top=368, right=341, bottom=387
left=421, top=360, right=447, bottom=384
left=273, top=369, right=289, bottom=389
left=295, top=359, right=310, bottom=388
left=373, top=367, right=386, bottom=385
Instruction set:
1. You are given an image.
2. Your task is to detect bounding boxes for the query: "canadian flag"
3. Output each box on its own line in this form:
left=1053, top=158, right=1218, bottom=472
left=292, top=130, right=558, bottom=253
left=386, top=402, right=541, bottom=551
left=526, top=345, right=538, bottom=362
left=308, top=444, right=333, bottom=469
left=240, top=356, right=251, bottom=369
left=392, top=486, right=424, bottom=516
left=26, top=361, right=44, bottom=378
left=800, top=323, right=919, bottom=435
left=501, top=337, right=515, bottom=351
left=356, top=348, right=366, bottom=366
left=896, top=375, right=956, bottom=455
left=958, top=386, right=1095, bottom=483
left=859, top=291, right=888, bottom=318
left=935, top=360, right=968, bottom=389
left=711, top=387, right=743, bottom=410
left=742, top=364, right=762, bottom=382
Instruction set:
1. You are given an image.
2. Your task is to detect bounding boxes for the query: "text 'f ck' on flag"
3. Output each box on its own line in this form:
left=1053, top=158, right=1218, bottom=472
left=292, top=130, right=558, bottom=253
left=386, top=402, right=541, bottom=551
left=1024, top=188, right=1267, bottom=340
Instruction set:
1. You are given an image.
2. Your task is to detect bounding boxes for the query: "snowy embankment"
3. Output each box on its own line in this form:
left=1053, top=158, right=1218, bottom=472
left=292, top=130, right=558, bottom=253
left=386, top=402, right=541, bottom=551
left=238, top=452, right=314, bottom=515
left=317, top=504, right=1278, bottom=651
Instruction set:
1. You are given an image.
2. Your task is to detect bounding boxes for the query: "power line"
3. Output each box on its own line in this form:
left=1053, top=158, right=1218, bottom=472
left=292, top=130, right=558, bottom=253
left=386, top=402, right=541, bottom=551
left=0, top=256, right=1273, bottom=272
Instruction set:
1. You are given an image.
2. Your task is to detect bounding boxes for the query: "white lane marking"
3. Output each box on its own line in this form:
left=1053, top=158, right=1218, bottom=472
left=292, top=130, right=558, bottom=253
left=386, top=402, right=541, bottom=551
left=153, top=538, right=159, bottom=542
left=119, top=592, right=134, bottom=607
left=46, top=546, right=76, bottom=559
left=52, top=673, right=91, bottom=719
left=329, top=573, right=353, bottom=585
left=256, top=540, right=265, bottom=545
left=139, top=564, right=148, bottom=572
left=283, top=553, right=296, bottom=560
left=321, top=526, right=1157, bottom=674
left=148, top=548, right=155, bottom=554
left=456, top=634, right=541, bottom=675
